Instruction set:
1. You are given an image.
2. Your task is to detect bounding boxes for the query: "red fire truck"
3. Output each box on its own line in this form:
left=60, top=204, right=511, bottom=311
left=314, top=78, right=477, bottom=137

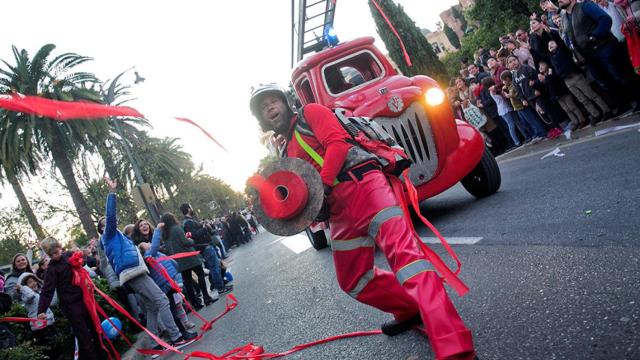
left=291, top=1, right=500, bottom=249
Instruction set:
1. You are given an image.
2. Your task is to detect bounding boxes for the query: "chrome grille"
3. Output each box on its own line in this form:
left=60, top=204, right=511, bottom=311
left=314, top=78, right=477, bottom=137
left=373, top=102, right=438, bottom=186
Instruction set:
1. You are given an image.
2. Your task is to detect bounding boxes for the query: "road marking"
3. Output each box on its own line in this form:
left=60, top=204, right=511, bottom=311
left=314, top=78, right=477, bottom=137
left=595, top=122, right=640, bottom=136
left=420, top=237, right=482, bottom=245
left=280, top=234, right=312, bottom=254
left=541, top=147, right=565, bottom=160
left=268, top=236, right=286, bottom=245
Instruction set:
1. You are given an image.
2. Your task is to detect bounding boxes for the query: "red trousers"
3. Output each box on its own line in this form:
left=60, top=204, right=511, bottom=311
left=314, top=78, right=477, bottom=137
left=327, top=169, right=474, bottom=359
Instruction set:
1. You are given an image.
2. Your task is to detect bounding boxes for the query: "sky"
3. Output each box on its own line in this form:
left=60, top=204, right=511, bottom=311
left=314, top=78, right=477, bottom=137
left=0, top=0, right=458, bottom=211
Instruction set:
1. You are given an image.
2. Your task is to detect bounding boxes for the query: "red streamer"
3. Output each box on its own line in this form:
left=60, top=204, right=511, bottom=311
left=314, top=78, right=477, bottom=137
left=0, top=93, right=145, bottom=120
left=370, top=0, right=413, bottom=67
left=156, top=251, right=202, bottom=262
left=175, top=117, right=228, bottom=152
left=0, top=316, right=47, bottom=330
left=388, top=170, right=469, bottom=297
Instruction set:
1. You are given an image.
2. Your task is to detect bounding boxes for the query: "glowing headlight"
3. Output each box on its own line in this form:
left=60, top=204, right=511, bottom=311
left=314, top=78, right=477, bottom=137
left=425, top=87, right=445, bottom=106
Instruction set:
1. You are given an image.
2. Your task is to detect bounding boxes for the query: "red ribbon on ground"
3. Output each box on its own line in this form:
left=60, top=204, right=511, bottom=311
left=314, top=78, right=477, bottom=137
left=0, top=93, right=145, bottom=120
left=388, top=170, right=469, bottom=297
left=370, top=0, right=412, bottom=67
left=175, top=117, right=228, bottom=152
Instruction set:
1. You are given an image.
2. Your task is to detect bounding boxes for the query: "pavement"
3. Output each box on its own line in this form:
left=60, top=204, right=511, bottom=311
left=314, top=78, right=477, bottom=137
left=125, top=114, right=640, bottom=360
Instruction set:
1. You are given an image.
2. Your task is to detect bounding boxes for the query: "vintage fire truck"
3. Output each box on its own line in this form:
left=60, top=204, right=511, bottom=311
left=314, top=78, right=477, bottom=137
left=291, top=1, right=500, bottom=249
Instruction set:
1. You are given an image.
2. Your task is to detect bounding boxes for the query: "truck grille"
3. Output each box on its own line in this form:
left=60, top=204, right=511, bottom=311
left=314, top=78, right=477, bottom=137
left=373, top=102, right=438, bottom=186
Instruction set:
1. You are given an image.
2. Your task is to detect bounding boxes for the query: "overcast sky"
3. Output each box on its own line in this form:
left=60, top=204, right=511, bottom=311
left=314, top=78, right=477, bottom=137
left=0, top=0, right=458, bottom=212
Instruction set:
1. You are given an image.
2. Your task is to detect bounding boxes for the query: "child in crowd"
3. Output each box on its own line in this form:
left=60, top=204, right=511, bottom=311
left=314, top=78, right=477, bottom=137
left=16, top=272, right=55, bottom=343
left=38, top=237, right=103, bottom=360
left=501, top=70, right=536, bottom=143
left=537, top=60, right=586, bottom=130
left=484, top=77, right=523, bottom=146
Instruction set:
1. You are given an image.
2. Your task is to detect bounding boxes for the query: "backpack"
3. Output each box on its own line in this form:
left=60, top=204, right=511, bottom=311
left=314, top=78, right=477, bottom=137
left=295, top=106, right=412, bottom=177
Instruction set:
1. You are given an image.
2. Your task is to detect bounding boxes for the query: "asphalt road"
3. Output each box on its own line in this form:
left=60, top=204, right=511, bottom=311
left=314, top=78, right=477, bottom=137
left=164, top=119, right=640, bottom=360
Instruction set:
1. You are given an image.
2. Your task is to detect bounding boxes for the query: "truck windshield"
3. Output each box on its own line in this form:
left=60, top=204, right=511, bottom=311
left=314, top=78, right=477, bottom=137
left=322, top=50, right=384, bottom=96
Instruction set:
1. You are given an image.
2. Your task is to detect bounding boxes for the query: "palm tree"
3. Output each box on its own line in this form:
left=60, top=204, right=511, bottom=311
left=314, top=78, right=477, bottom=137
left=0, top=44, right=107, bottom=239
left=0, top=126, right=46, bottom=239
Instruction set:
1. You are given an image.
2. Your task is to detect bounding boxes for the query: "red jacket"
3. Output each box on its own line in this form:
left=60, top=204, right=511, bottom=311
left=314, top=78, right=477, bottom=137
left=284, top=103, right=352, bottom=186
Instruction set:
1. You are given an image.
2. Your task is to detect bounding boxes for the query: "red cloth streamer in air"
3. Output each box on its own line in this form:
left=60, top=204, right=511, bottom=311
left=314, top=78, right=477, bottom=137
left=0, top=316, right=47, bottom=330
left=156, top=251, right=202, bottom=262
left=175, top=117, right=228, bottom=152
left=370, top=0, right=413, bottom=67
left=0, top=93, right=145, bottom=120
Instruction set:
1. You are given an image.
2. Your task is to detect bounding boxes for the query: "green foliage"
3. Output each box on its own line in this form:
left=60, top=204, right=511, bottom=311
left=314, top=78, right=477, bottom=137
left=166, top=174, right=246, bottom=219
left=0, top=342, right=48, bottom=360
left=444, top=23, right=461, bottom=49
left=441, top=52, right=466, bottom=82
left=368, top=0, right=449, bottom=85
left=0, top=207, right=35, bottom=264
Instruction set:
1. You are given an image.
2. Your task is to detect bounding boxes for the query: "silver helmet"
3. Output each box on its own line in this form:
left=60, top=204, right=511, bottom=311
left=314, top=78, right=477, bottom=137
left=249, top=83, right=296, bottom=129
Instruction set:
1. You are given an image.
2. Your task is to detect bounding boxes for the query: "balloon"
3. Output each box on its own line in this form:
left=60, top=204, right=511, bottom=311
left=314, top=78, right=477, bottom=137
left=101, top=317, right=122, bottom=340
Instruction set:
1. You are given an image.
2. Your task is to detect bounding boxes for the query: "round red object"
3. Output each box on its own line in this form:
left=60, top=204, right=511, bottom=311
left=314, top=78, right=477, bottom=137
left=260, top=170, right=309, bottom=220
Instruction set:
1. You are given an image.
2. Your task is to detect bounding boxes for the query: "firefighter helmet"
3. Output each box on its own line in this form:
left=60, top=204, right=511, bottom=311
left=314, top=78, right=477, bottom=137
left=249, top=83, right=296, bottom=130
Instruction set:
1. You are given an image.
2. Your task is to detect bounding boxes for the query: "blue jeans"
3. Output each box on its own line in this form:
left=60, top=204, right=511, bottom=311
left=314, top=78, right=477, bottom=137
left=500, top=111, right=521, bottom=145
left=202, top=246, right=224, bottom=291
left=516, top=106, right=547, bottom=138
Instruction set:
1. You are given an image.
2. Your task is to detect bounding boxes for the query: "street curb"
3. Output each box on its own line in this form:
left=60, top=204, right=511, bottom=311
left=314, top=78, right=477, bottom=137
left=121, top=333, right=149, bottom=360
left=496, top=112, right=640, bottom=163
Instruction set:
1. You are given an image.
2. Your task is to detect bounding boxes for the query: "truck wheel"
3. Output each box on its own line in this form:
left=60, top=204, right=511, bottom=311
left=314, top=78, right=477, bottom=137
left=305, top=228, right=328, bottom=250
left=461, top=149, right=501, bottom=198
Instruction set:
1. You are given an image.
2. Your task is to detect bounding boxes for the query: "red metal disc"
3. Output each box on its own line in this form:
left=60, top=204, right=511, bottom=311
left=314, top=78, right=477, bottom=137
left=259, top=170, right=309, bottom=220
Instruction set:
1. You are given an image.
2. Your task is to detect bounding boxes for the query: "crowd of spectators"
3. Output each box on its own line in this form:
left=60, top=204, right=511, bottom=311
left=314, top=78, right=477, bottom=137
left=0, top=177, right=261, bottom=358
left=447, top=0, right=640, bottom=156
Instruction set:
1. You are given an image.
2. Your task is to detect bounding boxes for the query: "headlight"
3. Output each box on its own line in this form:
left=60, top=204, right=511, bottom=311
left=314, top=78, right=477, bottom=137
left=425, top=87, right=445, bottom=106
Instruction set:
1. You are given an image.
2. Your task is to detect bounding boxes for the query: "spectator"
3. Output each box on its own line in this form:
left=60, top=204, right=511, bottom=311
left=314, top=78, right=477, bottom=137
left=4, top=253, right=34, bottom=300
left=97, top=178, right=190, bottom=350
left=515, top=29, right=532, bottom=49
left=487, top=57, right=508, bottom=88
left=35, top=257, right=49, bottom=281
left=529, top=16, right=557, bottom=67
left=96, top=243, right=142, bottom=324
left=16, top=272, right=56, bottom=344
left=38, top=237, right=103, bottom=360
left=131, top=219, right=154, bottom=245
left=595, top=0, right=628, bottom=42
left=468, top=64, right=491, bottom=82
left=507, top=55, right=550, bottom=138
left=0, top=270, right=5, bottom=293
left=180, top=203, right=231, bottom=296
left=540, top=0, right=561, bottom=30
left=138, top=225, right=197, bottom=342
left=559, top=0, right=640, bottom=113
left=548, top=40, right=612, bottom=123
left=501, top=70, right=538, bottom=143
left=160, top=212, right=216, bottom=310
left=506, top=39, right=536, bottom=68
left=476, top=77, right=514, bottom=151
left=488, top=77, right=523, bottom=146
left=614, top=0, right=640, bottom=73
left=537, top=60, right=587, bottom=130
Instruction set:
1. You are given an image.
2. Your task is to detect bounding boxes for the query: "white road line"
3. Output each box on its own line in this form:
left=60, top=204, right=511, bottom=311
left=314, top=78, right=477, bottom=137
left=420, top=237, right=482, bottom=245
left=280, top=234, right=312, bottom=254
left=268, top=236, right=286, bottom=245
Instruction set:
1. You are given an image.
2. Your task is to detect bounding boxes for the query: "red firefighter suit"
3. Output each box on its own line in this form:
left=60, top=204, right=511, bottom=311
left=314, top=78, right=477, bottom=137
left=282, top=103, right=475, bottom=360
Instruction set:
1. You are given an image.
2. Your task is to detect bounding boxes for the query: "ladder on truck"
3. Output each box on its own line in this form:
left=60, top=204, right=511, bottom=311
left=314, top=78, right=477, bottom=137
left=291, top=0, right=337, bottom=67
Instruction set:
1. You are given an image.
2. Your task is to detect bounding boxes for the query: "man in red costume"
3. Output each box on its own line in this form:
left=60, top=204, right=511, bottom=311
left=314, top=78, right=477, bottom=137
left=249, top=84, right=477, bottom=360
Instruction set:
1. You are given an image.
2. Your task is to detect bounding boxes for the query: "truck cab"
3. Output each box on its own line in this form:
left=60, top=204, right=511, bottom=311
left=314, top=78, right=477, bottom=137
left=293, top=37, right=501, bottom=249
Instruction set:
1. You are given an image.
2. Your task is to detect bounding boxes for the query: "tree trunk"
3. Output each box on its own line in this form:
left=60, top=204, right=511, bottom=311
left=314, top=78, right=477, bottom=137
left=49, top=128, right=99, bottom=239
left=5, top=167, right=47, bottom=239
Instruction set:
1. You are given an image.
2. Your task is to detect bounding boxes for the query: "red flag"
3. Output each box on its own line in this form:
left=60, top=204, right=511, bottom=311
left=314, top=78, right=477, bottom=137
left=175, top=117, right=228, bottom=152
left=0, top=93, right=145, bottom=120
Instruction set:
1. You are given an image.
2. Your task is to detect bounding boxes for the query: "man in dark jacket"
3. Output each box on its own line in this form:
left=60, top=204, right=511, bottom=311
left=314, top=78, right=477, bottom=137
left=180, top=203, right=232, bottom=295
left=559, top=0, right=640, bottom=113
left=38, top=238, right=102, bottom=360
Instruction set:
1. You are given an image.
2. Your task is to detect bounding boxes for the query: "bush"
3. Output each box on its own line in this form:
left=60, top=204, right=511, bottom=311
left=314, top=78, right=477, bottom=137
left=0, top=278, right=140, bottom=359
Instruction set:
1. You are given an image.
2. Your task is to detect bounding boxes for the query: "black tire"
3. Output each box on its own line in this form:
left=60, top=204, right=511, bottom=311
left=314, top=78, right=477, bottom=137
left=305, top=228, right=328, bottom=250
left=461, top=149, right=501, bottom=198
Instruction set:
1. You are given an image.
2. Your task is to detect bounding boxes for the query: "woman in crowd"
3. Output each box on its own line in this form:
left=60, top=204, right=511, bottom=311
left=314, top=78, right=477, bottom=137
left=131, top=219, right=154, bottom=245
left=35, top=257, right=49, bottom=281
left=4, top=253, right=34, bottom=300
left=161, top=212, right=216, bottom=310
